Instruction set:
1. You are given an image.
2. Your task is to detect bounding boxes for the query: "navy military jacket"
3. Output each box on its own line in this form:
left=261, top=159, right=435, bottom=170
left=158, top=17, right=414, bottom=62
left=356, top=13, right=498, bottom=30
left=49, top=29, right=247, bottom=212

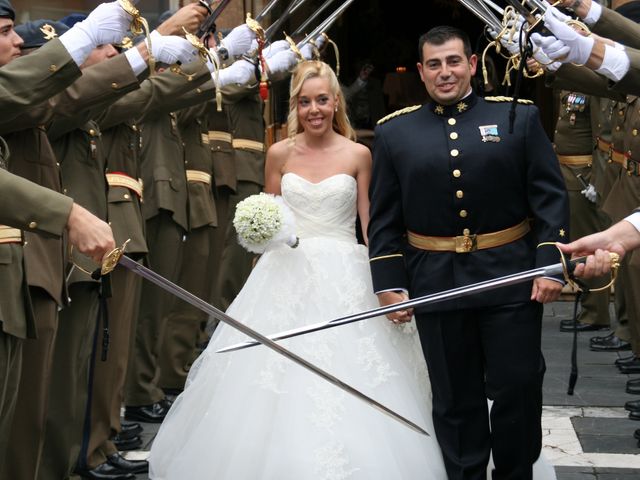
left=368, top=92, right=570, bottom=311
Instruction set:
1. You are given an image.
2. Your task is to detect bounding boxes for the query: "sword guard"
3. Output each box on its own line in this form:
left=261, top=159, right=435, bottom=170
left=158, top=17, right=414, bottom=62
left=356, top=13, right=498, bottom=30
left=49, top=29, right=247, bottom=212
left=94, top=239, right=131, bottom=279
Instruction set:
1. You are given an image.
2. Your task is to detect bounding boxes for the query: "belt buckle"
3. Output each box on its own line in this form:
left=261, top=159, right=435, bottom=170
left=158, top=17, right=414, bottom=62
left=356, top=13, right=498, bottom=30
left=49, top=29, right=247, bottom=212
left=455, top=234, right=477, bottom=253
left=627, top=158, right=639, bottom=176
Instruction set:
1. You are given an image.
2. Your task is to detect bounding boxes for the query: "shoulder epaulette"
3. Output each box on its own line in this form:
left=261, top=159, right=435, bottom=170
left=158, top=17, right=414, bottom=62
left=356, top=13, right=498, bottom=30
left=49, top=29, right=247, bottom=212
left=376, top=105, right=421, bottom=125
left=484, top=96, right=534, bottom=105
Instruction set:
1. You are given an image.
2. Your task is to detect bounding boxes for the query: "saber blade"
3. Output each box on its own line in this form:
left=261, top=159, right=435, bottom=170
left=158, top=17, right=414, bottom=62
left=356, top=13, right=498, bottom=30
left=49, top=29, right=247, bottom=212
left=217, top=261, right=572, bottom=353
left=116, top=255, right=428, bottom=436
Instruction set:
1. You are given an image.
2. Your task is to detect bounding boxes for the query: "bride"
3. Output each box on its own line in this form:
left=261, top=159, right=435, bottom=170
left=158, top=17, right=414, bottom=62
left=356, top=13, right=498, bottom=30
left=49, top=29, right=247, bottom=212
left=149, top=61, right=555, bottom=479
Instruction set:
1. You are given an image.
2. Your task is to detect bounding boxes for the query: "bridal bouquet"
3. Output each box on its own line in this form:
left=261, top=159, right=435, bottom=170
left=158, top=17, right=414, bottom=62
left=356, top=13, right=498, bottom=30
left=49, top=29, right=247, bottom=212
left=233, top=193, right=299, bottom=253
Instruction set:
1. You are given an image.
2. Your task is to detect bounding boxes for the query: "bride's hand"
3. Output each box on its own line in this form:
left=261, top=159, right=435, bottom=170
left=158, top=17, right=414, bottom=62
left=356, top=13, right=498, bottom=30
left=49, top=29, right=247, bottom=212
left=376, top=291, right=413, bottom=324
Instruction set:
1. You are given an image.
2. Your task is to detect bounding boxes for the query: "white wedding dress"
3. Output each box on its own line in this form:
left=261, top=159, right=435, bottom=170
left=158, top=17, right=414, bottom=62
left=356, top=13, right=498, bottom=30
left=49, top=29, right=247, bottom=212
left=149, top=173, right=556, bottom=480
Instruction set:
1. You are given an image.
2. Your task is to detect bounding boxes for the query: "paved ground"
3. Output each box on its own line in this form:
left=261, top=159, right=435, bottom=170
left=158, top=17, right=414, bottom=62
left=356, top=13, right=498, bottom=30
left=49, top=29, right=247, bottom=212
left=123, top=300, right=640, bottom=479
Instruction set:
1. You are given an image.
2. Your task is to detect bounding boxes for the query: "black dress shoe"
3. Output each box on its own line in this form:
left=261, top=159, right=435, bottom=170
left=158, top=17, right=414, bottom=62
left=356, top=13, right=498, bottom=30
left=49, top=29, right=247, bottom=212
left=625, top=399, right=640, bottom=412
left=559, top=320, right=609, bottom=332
left=628, top=378, right=640, bottom=395
left=620, top=362, right=640, bottom=374
left=106, top=453, right=149, bottom=474
left=590, top=332, right=615, bottom=345
left=616, top=354, right=637, bottom=366
left=119, top=422, right=143, bottom=440
left=124, top=401, right=170, bottom=423
left=77, top=462, right=135, bottom=480
left=618, top=357, right=640, bottom=371
left=630, top=410, right=640, bottom=421
left=590, top=335, right=632, bottom=352
left=111, top=434, right=142, bottom=451
left=635, top=429, right=640, bottom=440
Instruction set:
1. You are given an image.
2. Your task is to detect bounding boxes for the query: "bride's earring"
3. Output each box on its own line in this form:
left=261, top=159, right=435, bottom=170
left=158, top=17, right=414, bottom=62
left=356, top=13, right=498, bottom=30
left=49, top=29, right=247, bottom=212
left=334, top=106, right=338, bottom=112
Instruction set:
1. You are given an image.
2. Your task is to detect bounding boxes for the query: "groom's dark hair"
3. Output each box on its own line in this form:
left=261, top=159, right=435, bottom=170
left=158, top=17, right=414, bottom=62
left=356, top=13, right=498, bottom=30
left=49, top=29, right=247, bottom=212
left=418, top=26, right=473, bottom=62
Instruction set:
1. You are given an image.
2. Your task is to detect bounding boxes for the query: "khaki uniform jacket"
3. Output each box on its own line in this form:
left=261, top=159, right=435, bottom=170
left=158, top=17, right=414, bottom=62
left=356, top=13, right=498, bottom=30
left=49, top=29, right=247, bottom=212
left=0, top=39, right=80, bottom=116
left=223, top=86, right=265, bottom=186
left=207, top=100, right=236, bottom=192
left=177, top=102, right=217, bottom=230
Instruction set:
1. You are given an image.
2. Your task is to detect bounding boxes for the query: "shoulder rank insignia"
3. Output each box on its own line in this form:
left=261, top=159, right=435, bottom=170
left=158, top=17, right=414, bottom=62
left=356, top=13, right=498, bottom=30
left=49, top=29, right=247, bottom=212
left=377, top=105, right=421, bottom=125
left=484, top=96, right=534, bottom=105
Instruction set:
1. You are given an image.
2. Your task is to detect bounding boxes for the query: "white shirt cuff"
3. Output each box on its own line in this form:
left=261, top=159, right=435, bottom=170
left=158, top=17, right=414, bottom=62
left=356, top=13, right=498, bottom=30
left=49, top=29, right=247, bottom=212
left=624, top=212, right=640, bottom=233
left=595, top=44, right=630, bottom=82
left=375, top=288, right=409, bottom=295
left=584, top=1, right=602, bottom=25
left=124, top=47, right=148, bottom=76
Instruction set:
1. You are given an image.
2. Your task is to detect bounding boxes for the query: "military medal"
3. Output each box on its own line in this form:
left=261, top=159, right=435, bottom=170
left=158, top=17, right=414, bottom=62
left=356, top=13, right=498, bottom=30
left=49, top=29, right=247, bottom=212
left=479, top=124, right=500, bottom=143
left=569, top=113, right=576, bottom=126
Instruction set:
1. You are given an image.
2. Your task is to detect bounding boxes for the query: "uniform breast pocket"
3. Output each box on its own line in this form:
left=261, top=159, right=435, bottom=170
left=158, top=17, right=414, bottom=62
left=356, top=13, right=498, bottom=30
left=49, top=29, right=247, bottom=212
left=108, top=186, right=135, bottom=204
left=153, top=166, right=183, bottom=192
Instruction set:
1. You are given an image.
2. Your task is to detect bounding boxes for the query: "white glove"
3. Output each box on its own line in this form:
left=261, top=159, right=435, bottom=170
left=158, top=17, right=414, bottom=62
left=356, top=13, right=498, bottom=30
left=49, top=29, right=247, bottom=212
left=300, top=43, right=314, bottom=60
left=220, top=24, right=256, bottom=57
left=266, top=49, right=298, bottom=74
left=217, top=59, right=256, bottom=87
left=530, top=33, right=562, bottom=72
left=543, top=6, right=594, bottom=64
left=263, top=40, right=290, bottom=59
left=313, top=34, right=326, bottom=50
left=59, top=1, right=133, bottom=66
left=581, top=184, right=597, bottom=203
left=147, top=30, right=198, bottom=65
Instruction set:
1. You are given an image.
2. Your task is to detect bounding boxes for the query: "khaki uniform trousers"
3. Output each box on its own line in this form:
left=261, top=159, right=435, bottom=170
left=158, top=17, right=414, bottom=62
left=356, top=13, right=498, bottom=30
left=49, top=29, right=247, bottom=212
left=86, top=266, right=142, bottom=468
left=6, top=287, right=58, bottom=480
left=39, top=282, right=100, bottom=479
left=159, top=225, right=216, bottom=390
left=126, top=210, right=184, bottom=406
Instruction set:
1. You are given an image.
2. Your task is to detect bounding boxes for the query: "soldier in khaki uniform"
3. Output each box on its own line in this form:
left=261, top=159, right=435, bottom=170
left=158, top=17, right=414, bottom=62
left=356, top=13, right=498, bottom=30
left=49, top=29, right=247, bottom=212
left=159, top=100, right=217, bottom=393
left=215, top=87, right=266, bottom=310
left=124, top=62, right=216, bottom=422
left=553, top=90, right=612, bottom=332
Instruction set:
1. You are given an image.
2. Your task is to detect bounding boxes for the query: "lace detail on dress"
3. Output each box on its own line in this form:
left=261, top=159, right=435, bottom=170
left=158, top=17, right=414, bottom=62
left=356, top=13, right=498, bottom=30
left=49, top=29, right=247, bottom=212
left=313, top=442, right=360, bottom=480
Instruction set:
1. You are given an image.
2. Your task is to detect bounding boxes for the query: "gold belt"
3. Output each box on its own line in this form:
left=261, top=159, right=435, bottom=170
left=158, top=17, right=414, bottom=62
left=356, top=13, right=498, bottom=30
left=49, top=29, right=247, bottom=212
left=106, top=173, right=143, bottom=199
left=0, top=225, right=22, bottom=244
left=557, top=154, right=592, bottom=167
left=596, top=137, right=611, bottom=154
left=610, top=149, right=626, bottom=165
left=186, top=170, right=212, bottom=185
left=208, top=131, right=232, bottom=144
left=407, top=220, right=531, bottom=253
left=232, top=138, right=265, bottom=152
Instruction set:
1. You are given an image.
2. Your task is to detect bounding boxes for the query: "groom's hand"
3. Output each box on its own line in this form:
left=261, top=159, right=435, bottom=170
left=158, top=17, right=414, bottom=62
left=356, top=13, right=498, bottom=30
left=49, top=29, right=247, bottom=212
left=376, top=291, right=413, bottom=324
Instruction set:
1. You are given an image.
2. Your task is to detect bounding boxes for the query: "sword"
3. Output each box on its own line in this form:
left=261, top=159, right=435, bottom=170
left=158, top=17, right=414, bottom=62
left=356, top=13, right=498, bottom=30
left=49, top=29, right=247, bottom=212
left=297, top=0, right=356, bottom=48
left=456, top=0, right=502, bottom=32
left=291, top=0, right=337, bottom=37
left=255, top=0, right=282, bottom=23
left=93, top=245, right=428, bottom=436
left=264, top=0, right=310, bottom=40
left=216, top=254, right=619, bottom=353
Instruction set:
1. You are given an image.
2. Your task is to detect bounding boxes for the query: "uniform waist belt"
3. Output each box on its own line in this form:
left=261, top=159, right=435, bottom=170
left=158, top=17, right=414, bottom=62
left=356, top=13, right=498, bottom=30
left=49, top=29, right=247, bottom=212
left=232, top=138, right=265, bottom=152
left=557, top=154, right=592, bottom=166
left=596, top=137, right=611, bottom=154
left=0, top=225, right=22, bottom=244
left=106, top=172, right=143, bottom=199
left=407, top=220, right=531, bottom=253
left=208, top=131, right=232, bottom=144
left=186, top=170, right=212, bottom=185
left=611, top=149, right=627, bottom=166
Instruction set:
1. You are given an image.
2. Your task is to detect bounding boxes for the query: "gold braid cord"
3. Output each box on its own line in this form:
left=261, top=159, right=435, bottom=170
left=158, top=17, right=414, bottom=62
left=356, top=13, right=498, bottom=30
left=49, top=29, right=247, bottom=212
left=284, top=33, right=304, bottom=62
left=538, top=242, right=620, bottom=293
left=118, top=0, right=154, bottom=72
left=245, top=14, right=269, bottom=101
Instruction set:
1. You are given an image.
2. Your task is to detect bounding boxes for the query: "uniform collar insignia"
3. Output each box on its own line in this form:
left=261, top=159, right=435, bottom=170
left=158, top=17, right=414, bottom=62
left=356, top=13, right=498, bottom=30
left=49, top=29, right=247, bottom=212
left=40, top=24, right=57, bottom=41
left=429, top=91, right=477, bottom=118
left=559, top=229, right=566, bottom=237
left=479, top=124, right=500, bottom=143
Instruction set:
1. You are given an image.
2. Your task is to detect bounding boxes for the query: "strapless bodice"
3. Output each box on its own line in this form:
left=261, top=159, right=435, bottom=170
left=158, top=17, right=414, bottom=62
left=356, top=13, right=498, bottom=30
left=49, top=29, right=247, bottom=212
left=281, top=173, right=357, bottom=243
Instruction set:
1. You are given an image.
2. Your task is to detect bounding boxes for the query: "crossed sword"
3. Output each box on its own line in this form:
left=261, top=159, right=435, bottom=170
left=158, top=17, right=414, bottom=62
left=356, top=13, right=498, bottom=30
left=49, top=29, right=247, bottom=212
left=96, top=241, right=615, bottom=437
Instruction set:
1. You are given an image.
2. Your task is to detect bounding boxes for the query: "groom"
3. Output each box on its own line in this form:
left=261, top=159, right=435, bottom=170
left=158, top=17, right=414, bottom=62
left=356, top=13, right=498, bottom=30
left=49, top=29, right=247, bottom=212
left=368, top=26, right=569, bottom=479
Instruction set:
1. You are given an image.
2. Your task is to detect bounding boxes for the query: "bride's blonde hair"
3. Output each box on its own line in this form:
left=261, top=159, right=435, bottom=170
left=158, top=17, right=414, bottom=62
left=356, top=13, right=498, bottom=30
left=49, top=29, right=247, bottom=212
left=287, top=60, right=356, bottom=142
